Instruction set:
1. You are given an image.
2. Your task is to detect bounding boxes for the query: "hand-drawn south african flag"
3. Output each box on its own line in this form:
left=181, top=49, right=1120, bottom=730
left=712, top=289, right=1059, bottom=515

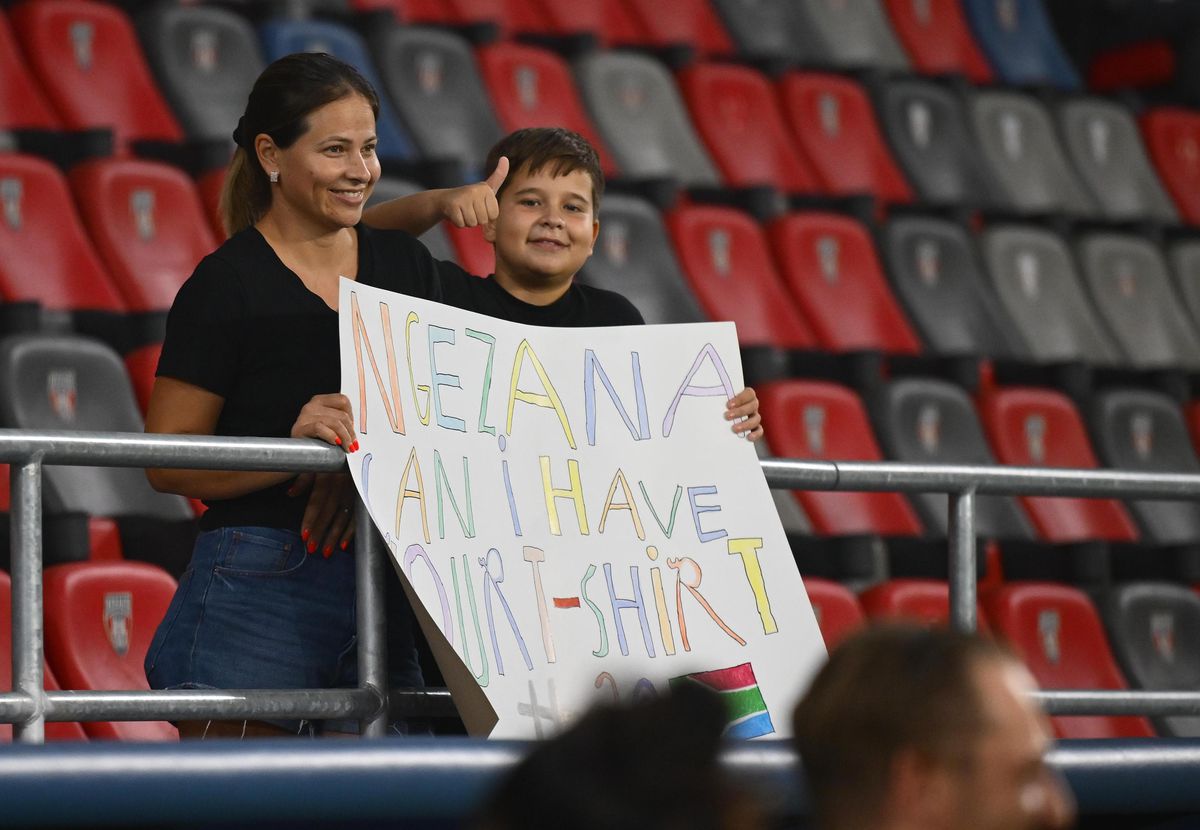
left=670, top=662, right=776, bottom=739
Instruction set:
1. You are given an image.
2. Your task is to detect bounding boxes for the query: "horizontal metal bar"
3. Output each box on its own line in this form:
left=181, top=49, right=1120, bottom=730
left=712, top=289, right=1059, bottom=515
left=1036, top=691, right=1200, bottom=716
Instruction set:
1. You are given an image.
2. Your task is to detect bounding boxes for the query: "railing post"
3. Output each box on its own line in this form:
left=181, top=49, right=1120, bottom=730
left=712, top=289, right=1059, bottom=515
left=356, top=499, right=388, bottom=738
left=947, top=489, right=977, bottom=633
left=10, top=459, right=44, bottom=744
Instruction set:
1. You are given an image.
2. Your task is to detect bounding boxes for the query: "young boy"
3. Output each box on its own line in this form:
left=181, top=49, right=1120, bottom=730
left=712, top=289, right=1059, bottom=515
left=363, top=127, right=762, bottom=440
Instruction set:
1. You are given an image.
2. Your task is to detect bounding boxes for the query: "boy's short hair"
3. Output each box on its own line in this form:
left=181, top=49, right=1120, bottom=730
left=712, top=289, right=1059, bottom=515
left=485, top=128, right=605, bottom=210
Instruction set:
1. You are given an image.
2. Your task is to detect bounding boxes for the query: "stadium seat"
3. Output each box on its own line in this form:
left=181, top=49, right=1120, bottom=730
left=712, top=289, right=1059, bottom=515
left=978, top=224, right=1123, bottom=365
left=136, top=2, right=262, bottom=147
left=803, top=577, right=865, bottom=650
left=1075, top=232, right=1200, bottom=371
left=968, top=90, right=1097, bottom=217
left=859, top=578, right=988, bottom=628
left=475, top=43, right=618, bottom=177
left=789, top=0, right=910, bottom=71
left=195, top=168, right=225, bottom=240
left=1100, top=582, right=1200, bottom=737
left=9, top=0, right=184, bottom=153
left=416, top=0, right=544, bottom=40
left=367, top=177, right=458, bottom=264
left=1057, top=98, right=1179, bottom=224
left=619, top=0, right=735, bottom=60
left=519, top=0, right=647, bottom=49
left=574, top=51, right=720, bottom=188
left=257, top=19, right=415, bottom=164
left=1140, top=108, right=1200, bottom=226
left=880, top=0, right=994, bottom=83
left=664, top=205, right=816, bottom=350
left=982, top=582, right=1155, bottom=738
left=767, top=212, right=921, bottom=355
left=776, top=73, right=913, bottom=205
left=875, top=77, right=1000, bottom=209
left=707, top=0, right=804, bottom=66
left=43, top=561, right=178, bottom=740
left=1090, top=388, right=1200, bottom=546
left=870, top=377, right=1034, bottom=540
left=123, top=342, right=160, bottom=418
left=68, top=158, right=217, bottom=315
left=676, top=64, right=817, bottom=196
left=759, top=379, right=924, bottom=538
left=978, top=386, right=1139, bottom=544
left=960, top=0, right=1082, bottom=91
left=755, top=438, right=813, bottom=536
left=1168, top=239, right=1200, bottom=332
left=0, top=8, right=62, bottom=131
left=579, top=194, right=706, bottom=325
left=880, top=215, right=1025, bottom=359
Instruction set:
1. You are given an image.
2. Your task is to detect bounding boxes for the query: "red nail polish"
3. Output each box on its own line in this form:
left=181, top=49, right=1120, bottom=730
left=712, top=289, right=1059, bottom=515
left=323, top=545, right=333, bottom=558
left=307, top=540, right=317, bottom=554
left=301, top=528, right=310, bottom=541
left=349, top=441, right=359, bottom=453
left=340, top=540, right=349, bottom=551
left=334, top=436, right=342, bottom=446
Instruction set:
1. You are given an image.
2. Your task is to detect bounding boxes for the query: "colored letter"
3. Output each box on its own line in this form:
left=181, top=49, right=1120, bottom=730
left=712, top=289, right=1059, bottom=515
left=403, top=544, right=452, bottom=646
left=405, top=311, right=431, bottom=426
left=594, top=671, right=618, bottom=702
left=581, top=564, right=609, bottom=658
left=506, top=339, right=576, bottom=449
left=349, top=292, right=405, bottom=435
left=427, top=324, right=466, bottom=432
left=452, top=555, right=489, bottom=687
left=598, top=468, right=646, bottom=540
left=523, top=546, right=555, bottom=663
left=540, top=456, right=589, bottom=536
left=639, top=482, right=683, bottom=539
left=479, top=548, right=534, bottom=676
left=687, top=485, right=727, bottom=543
left=604, top=563, right=655, bottom=658
left=394, top=447, right=430, bottom=544
left=728, top=537, right=777, bottom=635
left=466, top=328, right=497, bottom=435
left=583, top=349, right=650, bottom=446
left=668, top=556, right=745, bottom=650
left=434, top=451, right=475, bottom=540
left=662, top=343, right=735, bottom=438
left=646, top=546, right=676, bottom=656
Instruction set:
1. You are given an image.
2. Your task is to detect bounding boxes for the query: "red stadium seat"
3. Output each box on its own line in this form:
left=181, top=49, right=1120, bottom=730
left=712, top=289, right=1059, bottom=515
left=665, top=204, right=815, bottom=349
left=427, top=0, right=546, bottom=39
left=124, top=342, right=160, bottom=418
left=767, top=212, right=921, bottom=354
left=0, top=570, right=89, bottom=742
left=0, top=153, right=125, bottom=312
left=677, top=63, right=819, bottom=195
left=760, top=379, right=924, bottom=537
left=620, top=0, right=734, bottom=59
left=1140, top=107, right=1200, bottom=226
left=9, top=0, right=183, bottom=153
left=859, top=578, right=989, bottom=629
left=43, top=561, right=178, bottom=741
left=476, top=43, right=618, bottom=177
left=776, top=73, right=914, bottom=205
left=803, top=577, right=865, bottom=650
left=983, top=582, right=1155, bottom=739
left=0, top=8, right=61, bottom=130
left=445, top=226, right=495, bottom=277
left=524, top=0, right=646, bottom=46
left=880, top=0, right=994, bottom=83
left=978, top=387, right=1140, bottom=544
left=196, top=168, right=225, bottom=241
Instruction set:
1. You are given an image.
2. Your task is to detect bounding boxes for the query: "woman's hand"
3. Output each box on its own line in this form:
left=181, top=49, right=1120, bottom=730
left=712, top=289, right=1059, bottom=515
left=289, top=472, right=357, bottom=556
left=726, top=387, right=764, bottom=442
left=438, top=156, right=509, bottom=228
left=291, top=393, right=358, bottom=451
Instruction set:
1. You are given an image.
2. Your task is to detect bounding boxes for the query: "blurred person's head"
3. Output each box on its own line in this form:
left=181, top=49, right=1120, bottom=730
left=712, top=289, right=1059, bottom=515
left=793, top=625, right=1075, bottom=830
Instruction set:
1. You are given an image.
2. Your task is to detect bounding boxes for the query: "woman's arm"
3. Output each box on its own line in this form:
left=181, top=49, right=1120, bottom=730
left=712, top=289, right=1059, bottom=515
left=363, top=157, right=508, bottom=234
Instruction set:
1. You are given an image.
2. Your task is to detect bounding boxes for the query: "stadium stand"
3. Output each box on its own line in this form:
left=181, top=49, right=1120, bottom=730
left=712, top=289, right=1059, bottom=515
left=514, top=0, right=647, bottom=49
left=123, top=342, right=160, bottom=419
left=707, top=0, right=803, bottom=67
left=619, top=0, right=736, bottom=60
left=366, top=177, right=458, bottom=263
left=1169, top=238, right=1200, bottom=332
left=0, top=8, right=62, bottom=132
left=859, top=577, right=988, bottom=629
left=880, top=0, right=994, bottom=83
left=960, top=0, right=1082, bottom=91
left=1140, top=107, right=1200, bottom=226
left=801, top=576, right=865, bottom=650
left=195, top=167, right=225, bottom=240
left=789, top=0, right=911, bottom=71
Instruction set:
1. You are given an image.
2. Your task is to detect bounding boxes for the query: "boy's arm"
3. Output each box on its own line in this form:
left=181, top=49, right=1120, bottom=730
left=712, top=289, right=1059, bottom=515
left=363, top=157, right=509, bottom=235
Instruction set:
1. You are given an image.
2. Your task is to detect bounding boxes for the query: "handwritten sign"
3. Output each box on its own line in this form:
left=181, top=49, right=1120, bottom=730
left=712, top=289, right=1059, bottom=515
left=340, top=279, right=826, bottom=738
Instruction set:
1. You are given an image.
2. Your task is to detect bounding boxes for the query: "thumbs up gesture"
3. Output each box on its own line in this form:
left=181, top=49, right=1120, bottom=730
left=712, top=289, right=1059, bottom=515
left=439, top=156, right=510, bottom=228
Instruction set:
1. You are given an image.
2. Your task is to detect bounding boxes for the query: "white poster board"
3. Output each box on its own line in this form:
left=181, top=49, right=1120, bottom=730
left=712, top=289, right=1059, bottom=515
left=340, top=279, right=826, bottom=739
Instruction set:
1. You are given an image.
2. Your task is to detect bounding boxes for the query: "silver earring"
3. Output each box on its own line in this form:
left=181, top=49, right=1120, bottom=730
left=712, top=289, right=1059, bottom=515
left=268, top=171, right=279, bottom=183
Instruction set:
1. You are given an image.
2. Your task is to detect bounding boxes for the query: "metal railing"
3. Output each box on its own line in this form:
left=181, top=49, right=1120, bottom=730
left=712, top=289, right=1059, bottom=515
left=3, top=430, right=1200, bottom=744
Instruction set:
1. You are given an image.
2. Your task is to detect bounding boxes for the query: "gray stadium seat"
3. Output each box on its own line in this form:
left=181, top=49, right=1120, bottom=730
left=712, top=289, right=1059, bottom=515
left=708, top=0, right=803, bottom=65
left=1100, top=582, right=1200, bottom=737
left=1090, top=388, right=1200, bottom=546
left=871, top=377, right=1035, bottom=540
left=980, top=225, right=1123, bottom=365
left=968, top=90, right=1097, bottom=217
left=366, top=177, right=457, bottom=264
left=790, top=0, right=910, bottom=71
left=1077, top=233, right=1200, bottom=371
left=574, top=51, right=720, bottom=188
left=880, top=215, right=1026, bottom=359
left=876, top=78, right=1000, bottom=209
left=1058, top=98, right=1179, bottom=224
left=1167, top=240, right=1200, bottom=333
left=579, top=194, right=707, bottom=325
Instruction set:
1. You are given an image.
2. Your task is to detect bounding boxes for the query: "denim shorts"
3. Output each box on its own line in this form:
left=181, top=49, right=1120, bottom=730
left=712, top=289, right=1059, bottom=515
left=145, top=526, right=424, bottom=735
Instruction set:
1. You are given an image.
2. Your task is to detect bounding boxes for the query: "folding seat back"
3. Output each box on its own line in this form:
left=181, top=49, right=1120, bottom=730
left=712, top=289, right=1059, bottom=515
left=1058, top=99, right=1178, bottom=224
left=258, top=19, right=415, bottom=163
left=0, top=9, right=61, bottom=130
left=196, top=168, right=225, bottom=241
left=1101, top=582, right=1200, bottom=737
left=978, top=386, right=1140, bottom=543
left=425, top=0, right=543, bottom=40
left=803, top=577, right=865, bottom=650
left=979, top=225, right=1123, bottom=365
left=620, top=0, right=735, bottom=59
left=521, top=0, right=646, bottom=48
left=1141, top=108, right=1200, bottom=226
left=137, top=3, right=264, bottom=145
left=1091, top=389, right=1200, bottom=546
left=69, top=158, right=217, bottom=313
left=790, top=0, right=910, bottom=71
left=876, top=78, right=1000, bottom=208
left=367, top=177, right=457, bottom=263
left=960, top=0, right=1081, bottom=91
left=1076, top=233, right=1200, bottom=371
left=475, top=43, right=617, bottom=177
left=968, top=90, right=1096, bottom=217
left=777, top=73, right=912, bottom=204
left=872, top=378, right=1034, bottom=540
left=759, top=379, right=924, bottom=538
left=0, top=153, right=125, bottom=313
left=10, top=0, right=183, bottom=152
left=124, top=342, right=160, bottom=418
left=880, top=0, right=994, bottom=83
left=665, top=205, right=816, bottom=350
left=43, top=561, right=178, bottom=740
left=575, top=51, right=720, bottom=188
left=678, top=64, right=816, bottom=195
left=859, top=578, right=988, bottom=628
left=708, top=0, right=805, bottom=65
left=983, top=582, right=1155, bottom=738
left=881, top=215, right=1024, bottom=359
left=767, top=212, right=921, bottom=354
left=1169, top=239, right=1200, bottom=332
left=580, top=194, right=706, bottom=325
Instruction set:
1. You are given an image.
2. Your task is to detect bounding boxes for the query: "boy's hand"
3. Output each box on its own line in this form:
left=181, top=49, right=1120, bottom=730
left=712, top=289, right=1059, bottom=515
left=726, top=387, right=764, bottom=442
left=440, top=156, right=510, bottom=228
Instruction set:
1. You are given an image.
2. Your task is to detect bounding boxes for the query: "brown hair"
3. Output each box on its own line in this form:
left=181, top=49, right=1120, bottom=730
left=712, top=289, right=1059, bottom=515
left=218, top=52, right=380, bottom=236
left=484, top=127, right=605, bottom=210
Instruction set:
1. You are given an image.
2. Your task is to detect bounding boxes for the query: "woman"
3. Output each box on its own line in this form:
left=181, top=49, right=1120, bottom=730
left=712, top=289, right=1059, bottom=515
left=143, top=53, right=440, bottom=738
